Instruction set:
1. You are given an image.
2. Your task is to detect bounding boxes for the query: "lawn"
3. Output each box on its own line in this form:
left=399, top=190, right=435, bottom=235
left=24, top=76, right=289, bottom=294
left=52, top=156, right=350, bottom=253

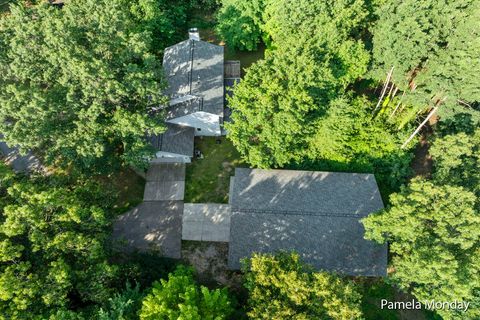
left=184, top=136, right=244, bottom=203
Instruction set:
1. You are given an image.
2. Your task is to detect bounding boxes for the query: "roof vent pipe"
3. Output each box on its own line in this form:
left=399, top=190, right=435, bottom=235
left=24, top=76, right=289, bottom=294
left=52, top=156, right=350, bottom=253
left=188, top=28, right=200, bottom=41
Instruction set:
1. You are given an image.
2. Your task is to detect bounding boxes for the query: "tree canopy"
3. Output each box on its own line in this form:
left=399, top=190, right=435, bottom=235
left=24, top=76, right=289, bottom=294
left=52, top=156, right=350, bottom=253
left=371, top=0, right=480, bottom=120
left=216, top=0, right=265, bottom=51
left=362, top=126, right=480, bottom=320
left=139, top=265, right=233, bottom=320
left=429, top=128, right=480, bottom=196
left=0, top=164, right=119, bottom=318
left=0, top=0, right=173, bottom=173
left=225, top=0, right=372, bottom=167
left=243, top=252, right=363, bottom=320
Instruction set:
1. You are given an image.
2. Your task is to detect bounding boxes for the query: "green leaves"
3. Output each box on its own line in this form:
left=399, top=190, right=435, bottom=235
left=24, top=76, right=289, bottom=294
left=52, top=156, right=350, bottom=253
left=216, top=0, right=265, bottom=51
left=0, top=0, right=170, bottom=174
left=243, top=252, right=363, bottom=320
left=0, top=164, right=118, bottom=318
left=362, top=126, right=480, bottom=319
left=225, top=0, right=373, bottom=169
left=371, top=0, right=480, bottom=120
left=139, top=265, right=233, bottom=320
left=430, top=129, right=480, bottom=195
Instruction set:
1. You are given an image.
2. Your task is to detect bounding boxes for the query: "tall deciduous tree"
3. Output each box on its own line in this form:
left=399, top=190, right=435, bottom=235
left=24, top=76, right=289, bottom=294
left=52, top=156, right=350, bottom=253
left=139, top=265, right=233, bottom=320
left=371, top=0, right=480, bottom=120
left=429, top=128, right=480, bottom=196
left=0, top=164, right=119, bottom=318
left=225, top=0, right=370, bottom=168
left=216, top=0, right=265, bottom=51
left=362, top=179, right=480, bottom=320
left=243, top=252, right=363, bottom=320
left=0, top=0, right=170, bottom=173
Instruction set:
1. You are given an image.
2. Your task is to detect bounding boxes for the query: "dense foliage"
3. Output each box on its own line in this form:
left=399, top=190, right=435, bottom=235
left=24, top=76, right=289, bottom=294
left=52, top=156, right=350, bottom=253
left=139, top=265, right=233, bottom=319
left=0, top=0, right=171, bottom=174
left=371, top=0, right=480, bottom=120
left=98, top=283, right=143, bottom=320
left=362, top=126, right=480, bottom=320
left=0, top=164, right=118, bottom=318
left=430, top=128, right=480, bottom=196
left=216, top=0, right=265, bottom=50
left=243, top=252, right=363, bottom=320
left=225, top=0, right=375, bottom=168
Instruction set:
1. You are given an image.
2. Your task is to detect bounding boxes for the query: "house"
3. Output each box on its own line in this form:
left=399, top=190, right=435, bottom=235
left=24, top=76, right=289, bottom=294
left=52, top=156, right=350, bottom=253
left=114, top=166, right=387, bottom=277
left=227, top=168, right=387, bottom=276
left=114, top=31, right=387, bottom=277
left=149, top=29, right=225, bottom=163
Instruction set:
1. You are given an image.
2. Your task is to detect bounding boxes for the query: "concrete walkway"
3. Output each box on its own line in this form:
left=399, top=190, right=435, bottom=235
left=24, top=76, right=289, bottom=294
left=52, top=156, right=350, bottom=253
left=182, top=204, right=231, bottom=242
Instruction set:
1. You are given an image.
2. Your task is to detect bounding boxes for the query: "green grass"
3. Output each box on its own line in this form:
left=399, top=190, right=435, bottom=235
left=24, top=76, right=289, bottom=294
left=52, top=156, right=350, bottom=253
left=184, top=137, right=244, bottom=203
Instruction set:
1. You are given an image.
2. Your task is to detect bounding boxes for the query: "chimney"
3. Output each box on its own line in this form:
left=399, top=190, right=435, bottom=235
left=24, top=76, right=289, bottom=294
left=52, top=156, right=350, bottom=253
left=188, top=28, right=200, bottom=41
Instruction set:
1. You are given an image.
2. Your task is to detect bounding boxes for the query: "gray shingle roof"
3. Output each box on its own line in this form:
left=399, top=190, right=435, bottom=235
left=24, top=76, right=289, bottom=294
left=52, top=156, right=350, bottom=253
left=163, top=40, right=224, bottom=116
left=164, top=95, right=203, bottom=120
left=148, top=123, right=194, bottom=157
left=112, top=201, right=183, bottom=259
left=228, top=168, right=387, bottom=276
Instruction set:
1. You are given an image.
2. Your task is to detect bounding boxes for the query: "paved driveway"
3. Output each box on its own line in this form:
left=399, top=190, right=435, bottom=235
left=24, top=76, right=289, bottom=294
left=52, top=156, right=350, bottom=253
left=113, top=163, right=186, bottom=258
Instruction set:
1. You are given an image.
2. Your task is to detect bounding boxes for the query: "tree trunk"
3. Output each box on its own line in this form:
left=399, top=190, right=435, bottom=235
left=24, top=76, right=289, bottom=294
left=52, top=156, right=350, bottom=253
left=389, top=91, right=406, bottom=119
left=373, top=66, right=394, bottom=116
left=401, top=107, right=438, bottom=149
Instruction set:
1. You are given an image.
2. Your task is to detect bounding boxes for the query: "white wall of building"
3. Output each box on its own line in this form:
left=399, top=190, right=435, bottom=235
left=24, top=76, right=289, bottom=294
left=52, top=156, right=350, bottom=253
left=167, top=112, right=221, bottom=136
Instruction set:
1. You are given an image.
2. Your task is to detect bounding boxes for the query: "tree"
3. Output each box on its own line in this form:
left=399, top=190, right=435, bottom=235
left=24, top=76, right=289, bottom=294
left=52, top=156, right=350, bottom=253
left=139, top=265, right=233, bottom=320
left=362, top=179, right=480, bottom=320
left=225, top=53, right=320, bottom=168
left=216, top=0, right=265, bottom=51
left=98, top=283, right=143, bottom=320
left=226, top=0, right=370, bottom=168
left=303, top=96, right=412, bottom=193
left=243, top=252, right=363, bottom=320
left=0, top=0, right=170, bottom=174
left=0, top=164, right=119, bottom=318
left=429, top=128, right=480, bottom=196
left=371, top=0, right=480, bottom=121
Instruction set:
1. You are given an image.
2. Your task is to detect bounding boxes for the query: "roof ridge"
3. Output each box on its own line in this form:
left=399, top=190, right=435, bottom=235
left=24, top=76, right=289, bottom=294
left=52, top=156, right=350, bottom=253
left=231, top=207, right=368, bottom=218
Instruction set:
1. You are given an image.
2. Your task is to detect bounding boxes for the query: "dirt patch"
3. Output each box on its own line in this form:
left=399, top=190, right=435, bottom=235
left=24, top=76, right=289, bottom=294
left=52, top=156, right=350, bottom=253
left=181, top=240, right=243, bottom=290
left=410, top=122, right=435, bottom=178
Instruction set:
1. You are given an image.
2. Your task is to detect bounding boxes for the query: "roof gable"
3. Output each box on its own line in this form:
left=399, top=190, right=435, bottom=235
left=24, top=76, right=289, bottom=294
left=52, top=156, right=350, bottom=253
left=228, top=168, right=387, bottom=276
left=163, top=40, right=224, bottom=116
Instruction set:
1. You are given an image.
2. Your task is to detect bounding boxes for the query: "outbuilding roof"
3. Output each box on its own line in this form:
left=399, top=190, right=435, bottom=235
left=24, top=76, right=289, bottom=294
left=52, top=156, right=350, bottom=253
left=148, top=123, right=194, bottom=158
left=227, top=168, right=387, bottom=276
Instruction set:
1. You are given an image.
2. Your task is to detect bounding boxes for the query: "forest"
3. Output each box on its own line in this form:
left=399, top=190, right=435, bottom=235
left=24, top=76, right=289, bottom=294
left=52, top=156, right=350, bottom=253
left=0, top=0, right=479, bottom=319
